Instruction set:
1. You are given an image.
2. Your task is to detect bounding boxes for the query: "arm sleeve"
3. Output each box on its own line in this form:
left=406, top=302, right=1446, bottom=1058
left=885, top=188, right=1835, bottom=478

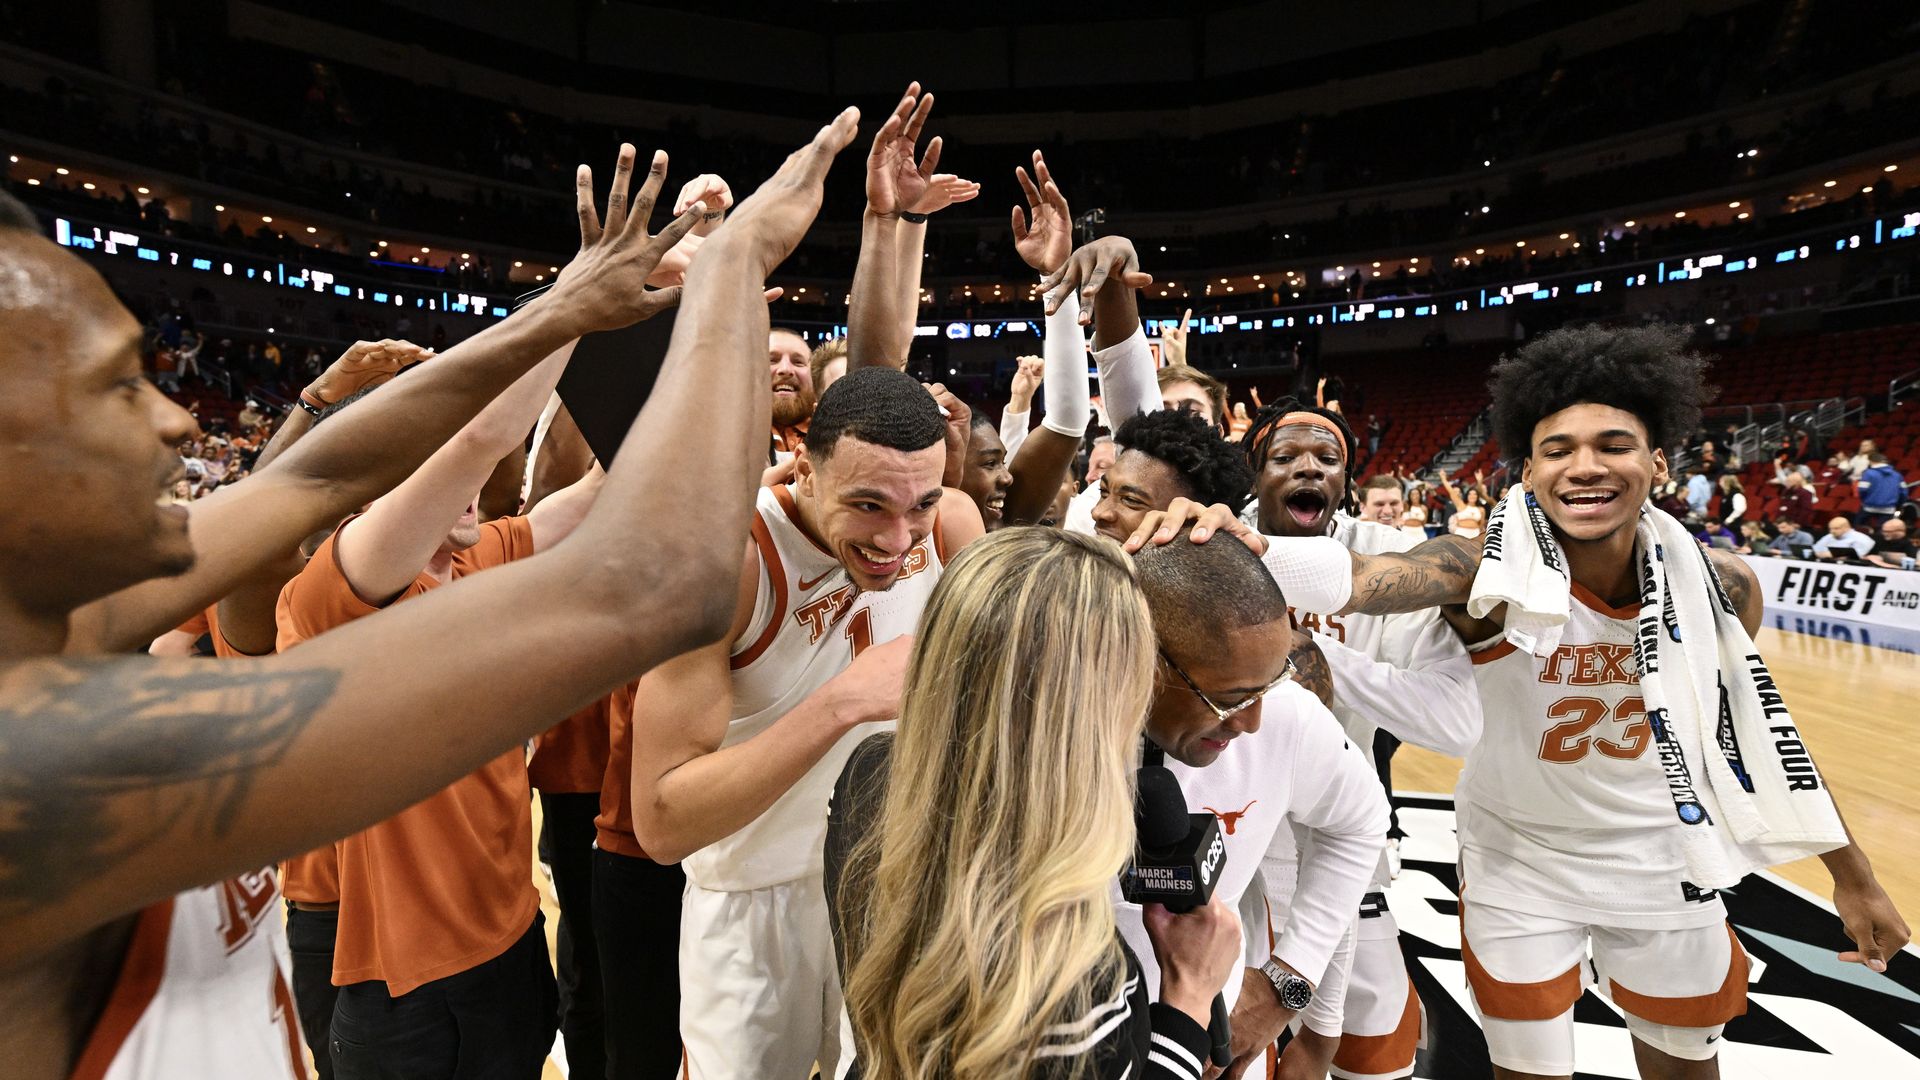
left=999, top=407, right=1031, bottom=460
left=1268, top=694, right=1389, bottom=983
left=1317, top=612, right=1482, bottom=757
left=1090, top=322, right=1160, bottom=426
left=1040, top=291, right=1090, bottom=438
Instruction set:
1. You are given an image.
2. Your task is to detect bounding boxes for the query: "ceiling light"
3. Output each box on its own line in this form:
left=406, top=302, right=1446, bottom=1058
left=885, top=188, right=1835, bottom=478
left=136, top=186, right=149, bottom=195
left=1674, top=211, right=1686, bottom=218
left=1474, top=248, right=1484, bottom=255
left=305, top=226, right=317, bottom=234
left=55, top=167, right=68, bottom=175
left=214, top=204, right=225, bottom=211
left=534, top=273, right=543, bottom=281
left=1558, top=233, right=1569, bottom=240
left=421, top=246, right=431, bottom=253
left=1480, top=205, right=1490, bottom=213
left=1823, top=180, right=1837, bottom=188
left=1737, top=212, right=1750, bottom=220
left=513, top=260, right=522, bottom=267
left=1371, top=262, right=1380, bottom=268
left=1863, top=186, right=1875, bottom=194
left=1515, top=241, right=1526, bottom=247
left=260, top=215, right=272, bottom=223
left=5, top=155, right=15, bottom=163
left=1728, top=201, right=1741, bottom=208
left=1410, top=257, right=1419, bottom=263
left=1159, top=245, right=1167, bottom=252
left=1219, top=278, right=1228, bottom=284
left=81, top=182, right=95, bottom=190
left=548, top=266, right=558, bottom=273
left=25, top=178, right=38, bottom=186
left=1624, top=220, right=1637, bottom=227
left=1885, top=165, right=1899, bottom=173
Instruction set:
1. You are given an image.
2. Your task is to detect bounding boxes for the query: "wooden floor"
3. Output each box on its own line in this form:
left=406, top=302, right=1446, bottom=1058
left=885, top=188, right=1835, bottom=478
left=1391, top=625, right=1920, bottom=921
left=528, top=624, right=1920, bottom=1077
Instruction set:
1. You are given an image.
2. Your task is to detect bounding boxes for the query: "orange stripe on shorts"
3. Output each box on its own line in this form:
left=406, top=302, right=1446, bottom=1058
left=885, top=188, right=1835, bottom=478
left=1607, top=923, right=1750, bottom=1028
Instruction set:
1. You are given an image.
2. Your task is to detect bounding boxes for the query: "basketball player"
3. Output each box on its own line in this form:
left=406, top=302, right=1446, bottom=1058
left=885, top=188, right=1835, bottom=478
left=627, top=366, right=983, bottom=1078
left=1129, top=325, right=1909, bottom=1080
left=1116, top=536, right=1391, bottom=1080
left=1089, top=407, right=1254, bottom=544
left=1240, top=400, right=1480, bottom=1080
left=0, top=109, right=863, bottom=1079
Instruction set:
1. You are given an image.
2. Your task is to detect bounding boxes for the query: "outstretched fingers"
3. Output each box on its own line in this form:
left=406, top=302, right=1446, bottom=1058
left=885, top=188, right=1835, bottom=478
left=627, top=150, right=669, bottom=239
left=575, top=164, right=601, bottom=248
left=603, top=144, right=638, bottom=235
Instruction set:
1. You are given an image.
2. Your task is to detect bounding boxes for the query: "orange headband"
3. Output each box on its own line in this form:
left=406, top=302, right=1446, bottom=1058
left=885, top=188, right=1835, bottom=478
left=1275, top=412, right=1349, bottom=462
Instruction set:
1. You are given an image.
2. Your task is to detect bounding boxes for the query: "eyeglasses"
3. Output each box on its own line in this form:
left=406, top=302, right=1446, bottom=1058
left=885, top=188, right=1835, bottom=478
left=1158, top=649, right=1297, bottom=723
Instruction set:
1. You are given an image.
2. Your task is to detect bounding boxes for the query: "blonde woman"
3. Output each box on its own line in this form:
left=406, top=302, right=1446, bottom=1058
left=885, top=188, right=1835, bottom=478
left=825, top=528, right=1240, bottom=1080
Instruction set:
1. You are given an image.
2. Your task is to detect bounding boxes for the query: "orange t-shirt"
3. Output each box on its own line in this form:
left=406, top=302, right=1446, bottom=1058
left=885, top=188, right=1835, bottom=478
left=593, top=681, right=651, bottom=859
left=528, top=696, right=611, bottom=795
left=275, top=516, right=540, bottom=995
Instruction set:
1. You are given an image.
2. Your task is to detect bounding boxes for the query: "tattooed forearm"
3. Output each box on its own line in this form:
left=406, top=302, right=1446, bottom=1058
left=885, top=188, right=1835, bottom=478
left=0, top=657, right=337, bottom=919
left=1290, top=629, right=1336, bottom=709
left=1345, top=534, right=1480, bottom=615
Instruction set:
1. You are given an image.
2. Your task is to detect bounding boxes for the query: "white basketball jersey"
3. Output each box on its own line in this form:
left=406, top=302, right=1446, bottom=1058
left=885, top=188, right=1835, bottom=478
left=685, top=483, right=946, bottom=893
left=72, top=870, right=304, bottom=1080
left=1455, top=585, right=1726, bottom=926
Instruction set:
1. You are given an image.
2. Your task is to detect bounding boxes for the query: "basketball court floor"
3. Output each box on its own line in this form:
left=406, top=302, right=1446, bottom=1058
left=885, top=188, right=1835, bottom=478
left=533, top=623, right=1920, bottom=1079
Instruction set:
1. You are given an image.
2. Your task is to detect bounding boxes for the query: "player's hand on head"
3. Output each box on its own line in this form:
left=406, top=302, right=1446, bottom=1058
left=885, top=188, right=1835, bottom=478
left=1122, top=497, right=1266, bottom=556
left=1011, top=151, right=1072, bottom=274
left=552, top=144, right=703, bottom=334
left=866, top=82, right=942, bottom=218
left=1042, top=236, right=1152, bottom=324
left=707, top=107, right=863, bottom=278
left=1835, top=875, right=1909, bottom=973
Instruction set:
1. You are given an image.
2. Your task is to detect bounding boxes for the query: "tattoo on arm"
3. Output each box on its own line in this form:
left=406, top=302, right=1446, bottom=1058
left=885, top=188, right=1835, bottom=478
left=1708, top=550, right=1764, bottom=634
left=0, top=658, right=337, bottom=920
left=1290, top=629, right=1336, bottom=709
left=1348, top=534, right=1481, bottom=615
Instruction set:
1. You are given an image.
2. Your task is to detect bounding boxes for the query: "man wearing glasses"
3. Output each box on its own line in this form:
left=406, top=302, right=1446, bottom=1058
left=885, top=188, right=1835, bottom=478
left=1117, top=535, right=1390, bottom=1079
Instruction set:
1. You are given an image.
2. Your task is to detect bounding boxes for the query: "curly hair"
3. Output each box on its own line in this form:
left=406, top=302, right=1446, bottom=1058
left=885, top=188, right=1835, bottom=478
left=1240, top=398, right=1360, bottom=516
left=1114, top=408, right=1255, bottom=512
left=1488, top=324, right=1715, bottom=466
left=805, top=366, right=946, bottom=464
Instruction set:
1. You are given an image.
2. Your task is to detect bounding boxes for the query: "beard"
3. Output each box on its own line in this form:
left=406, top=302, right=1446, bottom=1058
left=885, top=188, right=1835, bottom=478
left=772, top=385, right=817, bottom=428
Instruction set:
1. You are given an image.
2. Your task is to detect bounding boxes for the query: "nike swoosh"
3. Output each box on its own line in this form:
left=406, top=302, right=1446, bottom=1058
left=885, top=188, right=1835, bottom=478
left=1705, top=1035, right=1718, bottom=1044
left=799, top=570, right=836, bottom=591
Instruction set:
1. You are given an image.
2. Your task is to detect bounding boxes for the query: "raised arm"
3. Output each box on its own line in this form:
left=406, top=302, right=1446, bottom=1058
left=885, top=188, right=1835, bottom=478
left=1000, top=155, right=1091, bottom=524
left=0, top=110, right=864, bottom=968
left=63, top=146, right=697, bottom=656
left=848, top=82, right=941, bottom=372
left=1045, top=233, right=1159, bottom=424
left=889, top=173, right=978, bottom=361
left=333, top=341, right=576, bottom=605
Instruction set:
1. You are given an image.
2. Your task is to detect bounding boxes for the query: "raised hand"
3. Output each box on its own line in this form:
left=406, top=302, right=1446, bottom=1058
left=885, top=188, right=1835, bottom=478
left=709, top=107, right=863, bottom=277
left=866, top=82, right=941, bottom=218
left=303, top=338, right=434, bottom=408
left=1042, top=236, right=1152, bottom=324
left=923, top=381, right=972, bottom=487
left=1008, top=354, right=1044, bottom=406
left=675, top=173, right=734, bottom=237
left=908, top=173, right=981, bottom=216
left=1011, top=150, right=1072, bottom=274
left=1161, top=307, right=1193, bottom=366
left=548, top=144, right=706, bottom=335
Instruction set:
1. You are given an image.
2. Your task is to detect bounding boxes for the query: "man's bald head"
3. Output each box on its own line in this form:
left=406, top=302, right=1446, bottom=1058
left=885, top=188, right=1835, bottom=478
left=1132, top=535, right=1286, bottom=656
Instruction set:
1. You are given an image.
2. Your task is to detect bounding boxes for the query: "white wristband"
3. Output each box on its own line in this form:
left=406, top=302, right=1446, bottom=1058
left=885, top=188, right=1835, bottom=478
left=1040, top=290, right=1089, bottom=438
left=1259, top=536, right=1353, bottom=615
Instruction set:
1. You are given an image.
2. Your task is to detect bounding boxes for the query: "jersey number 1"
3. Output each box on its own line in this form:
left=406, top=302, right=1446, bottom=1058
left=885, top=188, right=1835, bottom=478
left=844, top=608, right=872, bottom=657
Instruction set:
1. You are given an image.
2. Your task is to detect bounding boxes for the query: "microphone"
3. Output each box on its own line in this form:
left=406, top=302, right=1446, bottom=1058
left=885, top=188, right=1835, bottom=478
left=1123, top=764, right=1233, bottom=1067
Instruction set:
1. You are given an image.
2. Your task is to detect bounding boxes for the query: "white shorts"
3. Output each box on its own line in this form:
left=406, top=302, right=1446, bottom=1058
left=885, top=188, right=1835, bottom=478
left=1326, top=898, right=1423, bottom=1080
left=679, top=875, right=844, bottom=1080
left=1461, top=897, right=1749, bottom=1076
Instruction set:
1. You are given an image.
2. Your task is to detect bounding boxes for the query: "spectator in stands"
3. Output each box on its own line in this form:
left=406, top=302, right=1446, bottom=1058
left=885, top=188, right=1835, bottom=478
left=1814, top=452, right=1845, bottom=486
left=809, top=337, right=849, bottom=395
left=1845, top=439, right=1877, bottom=480
left=1773, top=515, right=1816, bottom=552
left=1696, top=440, right=1724, bottom=479
left=1085, top=435, right=1118, bottom=487
left=1156, top=364, right=1229, bottom=436
left=1696, top=519, right=1739, bottom=550
left=1719, top=474, right=1748, bottom=527
left=1814, top=516, right=1875, bottom=560
left=1867, top=517, right=1916, bottom=570
left=1771, top=452, right=1813, bottom=486
left=1449, top=504, right=1485, bottom=540
left=1399, top=502, right=1430, bottom=542
left=1777, top=471, right=1821, bottom=530
left=1358, top=474, right=1405, bottom=526
left=1857, top=452, right=1912, bottom=527
left=1685, top=465, right=1712, bottom=516
left=1737, top=520, right=1776, bottom=556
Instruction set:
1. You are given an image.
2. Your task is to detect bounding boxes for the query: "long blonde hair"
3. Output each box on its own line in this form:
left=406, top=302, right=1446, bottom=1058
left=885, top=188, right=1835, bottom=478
left=841, top=528, right=1157, bottom=1080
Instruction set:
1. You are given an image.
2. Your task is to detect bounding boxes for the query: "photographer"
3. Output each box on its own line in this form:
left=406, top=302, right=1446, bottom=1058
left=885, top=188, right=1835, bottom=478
left=826, top=529, right=1241, bottom=1079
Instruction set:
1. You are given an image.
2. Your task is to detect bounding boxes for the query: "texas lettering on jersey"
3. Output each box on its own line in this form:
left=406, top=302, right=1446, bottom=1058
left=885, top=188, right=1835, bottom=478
left=216, top=869, right=279, bottom=955
left=792, top=546, right=932, bottom=644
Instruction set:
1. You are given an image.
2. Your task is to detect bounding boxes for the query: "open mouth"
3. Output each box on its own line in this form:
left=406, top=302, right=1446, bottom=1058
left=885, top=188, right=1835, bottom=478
left=1284, top=488, right=1329, bottom=527
left=983, top=494, right=1005, bottom=521
left=1559, top=490, right=1619, bottom=515
left=849, top=542, right=904, bottom=578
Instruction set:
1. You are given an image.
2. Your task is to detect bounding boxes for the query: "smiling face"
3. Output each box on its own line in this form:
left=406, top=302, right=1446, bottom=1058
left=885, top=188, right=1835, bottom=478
left=959, top=421, right=1012, bottom=530
left=769, top=330, right=816, bottom=428
left=1091, top=450, right=1191, bottom=543
left=797, top=436, right=947, bottom=592
left=1256, top=424, right=1347, bottom=537
left=1360, top=483, right=1403, bottom=526
left=1147, top=620, right=1293, bottom=767
left=1519, top=403, right=1666, bottom=544
left=0, top=235, right=200, bottom=615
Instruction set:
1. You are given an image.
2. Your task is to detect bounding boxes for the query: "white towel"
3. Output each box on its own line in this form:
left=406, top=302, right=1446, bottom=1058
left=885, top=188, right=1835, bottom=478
left=1471, top=489, right=1847, bottom=888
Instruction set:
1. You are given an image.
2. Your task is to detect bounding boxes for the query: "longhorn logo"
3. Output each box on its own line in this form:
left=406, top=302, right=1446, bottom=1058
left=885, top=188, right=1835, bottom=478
left=1204, top=800, right=1258, bottom=835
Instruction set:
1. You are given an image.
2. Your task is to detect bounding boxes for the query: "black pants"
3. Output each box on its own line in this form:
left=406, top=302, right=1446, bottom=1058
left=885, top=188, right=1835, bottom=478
left=592, top=848, right=686, bottom=1080
left=1374, top=728, right=1404, bottom=839
left=329, top=911, right=557, bottom=1080
left=287, top=904, right=341, bottom=1080
left=540, top=792, right=605, bottom=1080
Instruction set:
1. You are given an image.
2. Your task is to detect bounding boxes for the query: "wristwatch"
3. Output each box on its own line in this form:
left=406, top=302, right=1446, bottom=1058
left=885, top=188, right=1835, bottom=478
left=1260, top=958, right=1313, bottom=1011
